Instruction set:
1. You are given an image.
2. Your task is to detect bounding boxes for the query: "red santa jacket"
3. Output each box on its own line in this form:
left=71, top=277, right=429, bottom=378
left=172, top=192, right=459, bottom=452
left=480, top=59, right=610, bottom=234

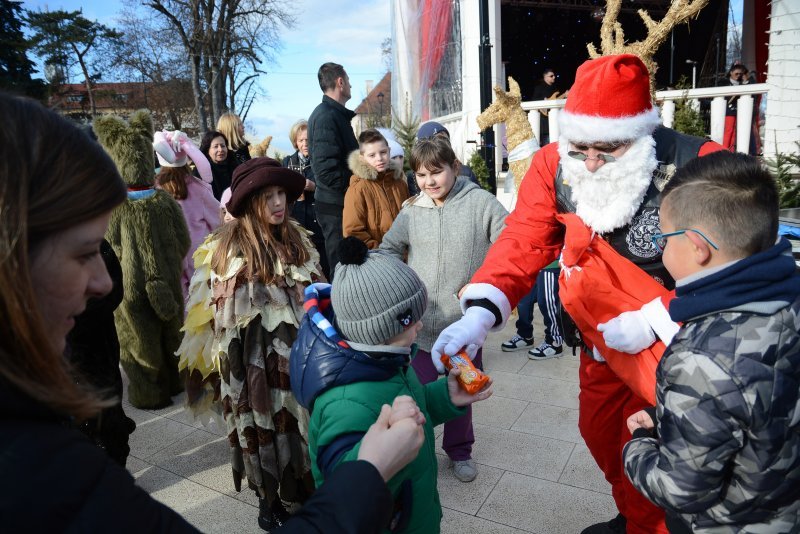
left=463, top=137, right=722, bottom=401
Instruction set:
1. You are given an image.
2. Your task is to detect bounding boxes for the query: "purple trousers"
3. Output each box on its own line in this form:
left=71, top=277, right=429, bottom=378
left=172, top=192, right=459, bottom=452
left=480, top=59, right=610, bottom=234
left=411, top=347, right=483, bottom=461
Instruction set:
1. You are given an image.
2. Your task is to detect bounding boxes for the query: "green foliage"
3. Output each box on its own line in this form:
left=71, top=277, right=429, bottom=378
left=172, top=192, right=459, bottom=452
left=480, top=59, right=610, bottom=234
left=672, top=76, right=706, bottom=138
left=765, top=141, right=800, bottom=209
left=467, top=150, right=491, bottom=191
left=0, top=0, right=45, bottom=98
left=25, top=8, right=122, bottom=116
left=392, top=101, right=419, bottom=172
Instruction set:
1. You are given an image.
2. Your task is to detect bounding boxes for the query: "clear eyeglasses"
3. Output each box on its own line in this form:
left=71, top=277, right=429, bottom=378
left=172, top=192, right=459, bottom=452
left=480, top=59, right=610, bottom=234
left=651, top=229, right=719, bottom=252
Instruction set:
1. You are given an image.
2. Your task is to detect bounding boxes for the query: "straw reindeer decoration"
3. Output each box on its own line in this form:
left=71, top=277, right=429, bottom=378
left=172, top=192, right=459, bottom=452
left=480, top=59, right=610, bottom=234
left=588, top=0, right=710, bottom=94
left=477, top=76, right=537, bottom=190
left=248, top=135, right=273, bottom=158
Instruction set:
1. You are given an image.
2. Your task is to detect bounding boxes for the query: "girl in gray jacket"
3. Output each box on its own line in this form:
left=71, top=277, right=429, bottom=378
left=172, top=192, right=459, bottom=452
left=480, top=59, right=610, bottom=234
left=379, top=136, right=508, bottom=482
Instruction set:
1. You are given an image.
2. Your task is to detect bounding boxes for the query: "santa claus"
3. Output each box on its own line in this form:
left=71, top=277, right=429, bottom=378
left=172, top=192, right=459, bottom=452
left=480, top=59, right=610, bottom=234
left=432, top=54, right=722, bottom=534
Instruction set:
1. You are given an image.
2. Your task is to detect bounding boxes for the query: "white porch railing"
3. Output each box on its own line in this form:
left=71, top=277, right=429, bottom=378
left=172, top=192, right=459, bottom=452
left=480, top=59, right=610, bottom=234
left=521, top=83, right=770, bottom=154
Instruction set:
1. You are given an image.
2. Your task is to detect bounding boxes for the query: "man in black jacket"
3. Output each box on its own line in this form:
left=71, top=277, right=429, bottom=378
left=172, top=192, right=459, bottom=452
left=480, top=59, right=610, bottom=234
left=308, top=62, right=359, bottom=277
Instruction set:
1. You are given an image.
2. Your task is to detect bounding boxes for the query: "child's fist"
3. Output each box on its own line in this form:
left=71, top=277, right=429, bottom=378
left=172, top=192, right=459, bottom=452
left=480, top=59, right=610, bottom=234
left=388, top=395, right=426, bottom=427
left=627, top=409, right=655, bottom=435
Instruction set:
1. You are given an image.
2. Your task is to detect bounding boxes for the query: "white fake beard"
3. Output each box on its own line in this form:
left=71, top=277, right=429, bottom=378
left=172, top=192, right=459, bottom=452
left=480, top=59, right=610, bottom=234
left=558, top=135, right=658, bottom=234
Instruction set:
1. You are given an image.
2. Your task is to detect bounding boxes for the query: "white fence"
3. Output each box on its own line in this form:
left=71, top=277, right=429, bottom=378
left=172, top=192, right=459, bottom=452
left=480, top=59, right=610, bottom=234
left=520, top=83, right=770, bottom=154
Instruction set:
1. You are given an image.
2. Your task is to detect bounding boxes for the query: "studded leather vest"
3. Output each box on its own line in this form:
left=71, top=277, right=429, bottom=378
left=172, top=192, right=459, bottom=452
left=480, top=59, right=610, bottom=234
left=554, top=127, right=707, bottom=291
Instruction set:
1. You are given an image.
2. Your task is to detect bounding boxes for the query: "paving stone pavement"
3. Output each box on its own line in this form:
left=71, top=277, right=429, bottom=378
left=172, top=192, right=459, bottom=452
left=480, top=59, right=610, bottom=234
left=124, top=318, right=617, bottom=533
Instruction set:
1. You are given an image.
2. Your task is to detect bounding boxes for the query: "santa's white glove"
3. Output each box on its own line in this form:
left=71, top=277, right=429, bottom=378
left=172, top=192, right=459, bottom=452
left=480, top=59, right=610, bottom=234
left=597, top=310, right=656, bottom=354
left=597, top=297, right=679, bottom=354
left=431, top=306, right=496, bottom=373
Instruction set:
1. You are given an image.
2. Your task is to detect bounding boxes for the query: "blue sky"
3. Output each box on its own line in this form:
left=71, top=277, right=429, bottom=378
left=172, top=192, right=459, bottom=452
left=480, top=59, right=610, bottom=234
left=22, top=0, right=390, bottom=155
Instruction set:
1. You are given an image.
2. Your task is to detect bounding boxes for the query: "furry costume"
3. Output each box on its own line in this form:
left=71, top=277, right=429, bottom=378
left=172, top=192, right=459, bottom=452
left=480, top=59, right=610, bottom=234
left=95, top=110, right=190, bottom=409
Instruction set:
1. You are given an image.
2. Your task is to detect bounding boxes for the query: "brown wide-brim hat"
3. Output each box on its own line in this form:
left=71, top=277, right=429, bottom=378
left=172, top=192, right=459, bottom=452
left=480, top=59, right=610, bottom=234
left=227, top=157, right=306, bottom=217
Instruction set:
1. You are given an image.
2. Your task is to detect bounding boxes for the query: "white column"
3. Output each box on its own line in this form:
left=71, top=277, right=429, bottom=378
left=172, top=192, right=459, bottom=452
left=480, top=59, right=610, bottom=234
left=529, top=110, right=541, bottom=144
left=709, top=97, right=726, bottom=144
left=736, top=94, right=754, bottom=153
left=661, top=101, right=675, bottom=128
left=548, top=108, right=560, bottom=141
left=490, top=0, right=504, bottom=176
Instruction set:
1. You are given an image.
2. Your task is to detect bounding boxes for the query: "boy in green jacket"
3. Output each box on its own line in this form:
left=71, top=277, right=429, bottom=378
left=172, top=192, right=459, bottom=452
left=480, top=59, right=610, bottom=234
left=290, top=237, right=493, bottom=533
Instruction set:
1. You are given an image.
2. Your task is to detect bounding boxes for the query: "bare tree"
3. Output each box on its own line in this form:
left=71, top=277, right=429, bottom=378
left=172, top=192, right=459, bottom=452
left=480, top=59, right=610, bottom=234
left=144, top=0, right=294, bottom=131
left=111, top=2, right=195, bottom=132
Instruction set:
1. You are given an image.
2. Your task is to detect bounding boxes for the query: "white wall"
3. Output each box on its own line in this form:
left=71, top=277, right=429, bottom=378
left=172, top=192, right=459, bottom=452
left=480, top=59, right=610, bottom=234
left=762, top=0, right=800, bottom=160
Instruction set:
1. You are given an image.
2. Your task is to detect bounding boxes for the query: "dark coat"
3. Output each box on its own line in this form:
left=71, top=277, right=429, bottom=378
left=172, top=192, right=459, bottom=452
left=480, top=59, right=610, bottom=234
left=308, top=95, right=358, bottom=206
left=283, top=151, right=320, bottom=231
left=231, top=143, right=251, bottom=166
left=197, top=155, right=236, bottom=201
left=66, top=240, right=135, bottom=466
left=0, top=384, right=198, bottom=533
left=282, top=151, right=329, bottom=278
left=276, top=461, right=392, bottom=534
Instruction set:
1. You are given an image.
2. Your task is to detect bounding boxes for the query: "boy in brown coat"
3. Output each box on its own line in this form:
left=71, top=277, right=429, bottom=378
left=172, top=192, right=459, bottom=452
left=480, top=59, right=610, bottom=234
left=343, top=129, right=409, bottom=249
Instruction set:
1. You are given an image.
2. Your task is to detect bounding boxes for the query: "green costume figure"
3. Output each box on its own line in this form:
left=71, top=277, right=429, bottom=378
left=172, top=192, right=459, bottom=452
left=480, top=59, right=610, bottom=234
left=94, top=110, right=190, bottom=409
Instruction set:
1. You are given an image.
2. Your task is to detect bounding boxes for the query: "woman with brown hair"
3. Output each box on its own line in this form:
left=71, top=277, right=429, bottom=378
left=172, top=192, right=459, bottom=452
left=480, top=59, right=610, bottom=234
left=178, top=157, right=324, bottom=530
left=0, top=93, right=197, bottom=531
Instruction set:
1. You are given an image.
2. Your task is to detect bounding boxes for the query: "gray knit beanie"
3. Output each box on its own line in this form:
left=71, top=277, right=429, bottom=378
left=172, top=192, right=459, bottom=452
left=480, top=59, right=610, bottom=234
left=332, top=237, right=428, bottom=345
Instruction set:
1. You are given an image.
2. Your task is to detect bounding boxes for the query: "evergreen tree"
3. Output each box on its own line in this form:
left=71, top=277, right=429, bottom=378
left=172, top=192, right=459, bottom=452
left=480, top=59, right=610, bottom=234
left=26, top=9, right=122, bottom=118
left=672, top=76, right=706, bottom=138
left=0, top=0, right=45, bottom=98
left=392, top=98, right=419, bottom=172
left=467, top=150, right=490, bottom=191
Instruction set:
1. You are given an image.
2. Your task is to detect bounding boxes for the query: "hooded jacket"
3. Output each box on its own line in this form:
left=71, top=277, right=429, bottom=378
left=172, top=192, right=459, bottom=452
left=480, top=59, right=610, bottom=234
left=342, top=151, right=409, bottom=249
left=378, top=178, right=507, bottom=351
left=290, top=284, right=464, bottom=533
left=623, top=239, right=800, bottom=532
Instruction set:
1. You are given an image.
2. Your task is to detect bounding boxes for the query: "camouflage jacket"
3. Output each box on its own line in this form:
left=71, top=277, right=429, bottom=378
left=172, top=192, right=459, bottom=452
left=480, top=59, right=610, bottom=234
left=623, top=288, right=800, bottom=532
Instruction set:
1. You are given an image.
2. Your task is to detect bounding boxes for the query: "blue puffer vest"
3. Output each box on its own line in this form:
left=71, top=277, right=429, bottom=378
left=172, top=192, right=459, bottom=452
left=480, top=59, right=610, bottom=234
left=290, top=283, right=406, bottom=411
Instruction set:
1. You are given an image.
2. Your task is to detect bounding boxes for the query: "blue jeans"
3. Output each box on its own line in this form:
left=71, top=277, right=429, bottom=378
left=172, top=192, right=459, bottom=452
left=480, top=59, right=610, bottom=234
left=514, top=269, right=562, bottom=345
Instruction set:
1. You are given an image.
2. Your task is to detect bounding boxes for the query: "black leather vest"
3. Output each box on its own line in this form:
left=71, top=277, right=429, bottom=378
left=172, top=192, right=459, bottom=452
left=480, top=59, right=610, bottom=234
left=554, top=127, right=707, bottom=290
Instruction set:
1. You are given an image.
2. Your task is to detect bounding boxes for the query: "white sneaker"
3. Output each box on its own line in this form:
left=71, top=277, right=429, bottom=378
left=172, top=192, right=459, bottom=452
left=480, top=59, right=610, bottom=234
left=452, top=459, right=478, bottom=482
left=501, top=334, right=534, bottom=352
left=528, top=342, right=563, bottom=360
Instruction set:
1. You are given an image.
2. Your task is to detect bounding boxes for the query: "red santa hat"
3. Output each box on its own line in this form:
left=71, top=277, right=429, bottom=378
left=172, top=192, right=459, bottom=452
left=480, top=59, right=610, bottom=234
left=558, top=54, right=661, bottom=144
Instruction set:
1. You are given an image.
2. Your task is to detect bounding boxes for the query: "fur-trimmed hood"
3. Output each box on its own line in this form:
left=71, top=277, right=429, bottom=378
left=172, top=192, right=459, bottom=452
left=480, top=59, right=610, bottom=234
left=347, top=150, right=404, bottom=183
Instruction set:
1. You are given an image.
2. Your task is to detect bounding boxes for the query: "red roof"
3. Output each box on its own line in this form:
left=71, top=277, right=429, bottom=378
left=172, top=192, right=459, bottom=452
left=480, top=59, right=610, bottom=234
left=354, top=72, right=391, bottom=115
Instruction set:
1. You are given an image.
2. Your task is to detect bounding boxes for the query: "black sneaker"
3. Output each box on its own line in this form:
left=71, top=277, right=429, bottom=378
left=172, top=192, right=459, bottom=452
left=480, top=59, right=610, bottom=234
left=580, top=514, right=627, bottom=534
left=501, top=334, right=534, bottom=352
left=528, top=341, right=563, bottom=360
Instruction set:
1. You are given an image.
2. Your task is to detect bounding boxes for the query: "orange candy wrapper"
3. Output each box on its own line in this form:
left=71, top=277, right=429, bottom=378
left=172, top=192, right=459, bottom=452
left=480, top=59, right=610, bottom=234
left=440, top=351, right=490, bottom=395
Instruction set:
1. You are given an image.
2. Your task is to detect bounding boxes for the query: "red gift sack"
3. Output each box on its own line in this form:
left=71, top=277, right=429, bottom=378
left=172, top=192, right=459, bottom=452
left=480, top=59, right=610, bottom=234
left=556, top=213, right=670, bottom=405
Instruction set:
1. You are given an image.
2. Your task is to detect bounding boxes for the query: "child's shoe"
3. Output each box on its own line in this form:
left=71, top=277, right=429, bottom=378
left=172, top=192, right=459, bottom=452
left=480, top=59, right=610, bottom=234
left=452, top=459, right=478, bottom=482
left=528, top=341, right=563, bottom=360
left=501, top=334, right=534, bottom=352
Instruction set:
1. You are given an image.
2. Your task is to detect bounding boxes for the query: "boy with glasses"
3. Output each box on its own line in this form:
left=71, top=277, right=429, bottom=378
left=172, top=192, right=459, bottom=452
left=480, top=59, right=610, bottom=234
left=623, top=151, right=800, bottom=533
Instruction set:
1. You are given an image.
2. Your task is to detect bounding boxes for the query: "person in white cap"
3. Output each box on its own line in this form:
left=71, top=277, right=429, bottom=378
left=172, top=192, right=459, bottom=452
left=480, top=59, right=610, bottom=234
left=431, top=54, right=724, bottom=534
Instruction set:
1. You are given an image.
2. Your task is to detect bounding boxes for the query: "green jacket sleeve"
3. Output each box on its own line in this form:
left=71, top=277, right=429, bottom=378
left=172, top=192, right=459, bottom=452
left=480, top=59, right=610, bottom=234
left=314, top=396, right=380, bottom=470
left=423, top=376, right=466, bottom=428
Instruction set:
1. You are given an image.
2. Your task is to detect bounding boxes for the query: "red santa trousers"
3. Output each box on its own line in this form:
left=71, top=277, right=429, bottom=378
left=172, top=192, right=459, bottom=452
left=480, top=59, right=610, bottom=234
left=557, top=213, right=669, bottom=533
